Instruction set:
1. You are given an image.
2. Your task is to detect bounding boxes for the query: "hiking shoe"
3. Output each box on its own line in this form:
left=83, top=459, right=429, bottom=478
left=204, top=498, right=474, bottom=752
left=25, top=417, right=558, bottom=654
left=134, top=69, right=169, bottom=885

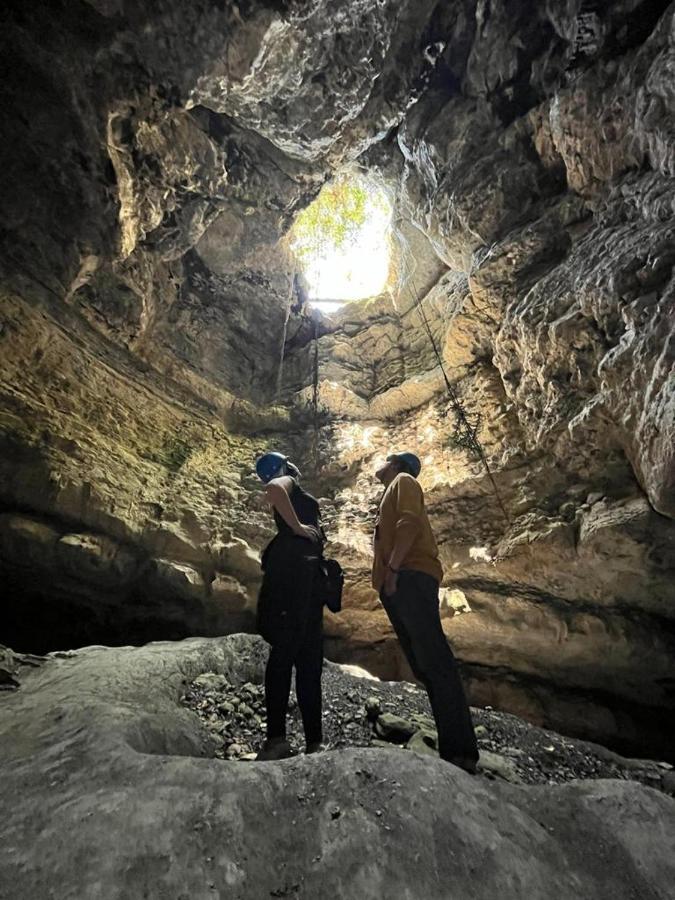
left=255, top=738, right=292, bottom=761
left=305, top=742, right=326, bottom=755
left=447, top=756, right=478, bottom=775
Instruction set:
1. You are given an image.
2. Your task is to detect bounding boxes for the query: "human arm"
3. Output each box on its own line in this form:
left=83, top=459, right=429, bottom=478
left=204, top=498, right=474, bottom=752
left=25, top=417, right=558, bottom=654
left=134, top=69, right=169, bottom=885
left=383, top=476, right=423, bottom=595
left=265, top=476, right=316, bottom=540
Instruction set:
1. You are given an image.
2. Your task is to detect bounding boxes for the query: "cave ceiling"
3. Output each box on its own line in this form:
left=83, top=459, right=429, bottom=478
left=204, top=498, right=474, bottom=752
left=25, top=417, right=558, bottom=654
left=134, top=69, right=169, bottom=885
left=0, top=0, right=674, bottom=759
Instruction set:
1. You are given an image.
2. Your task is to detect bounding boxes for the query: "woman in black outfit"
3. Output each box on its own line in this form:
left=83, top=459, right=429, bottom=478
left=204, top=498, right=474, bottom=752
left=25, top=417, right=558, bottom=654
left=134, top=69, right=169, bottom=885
left=254, top=452, right=325, bottom=761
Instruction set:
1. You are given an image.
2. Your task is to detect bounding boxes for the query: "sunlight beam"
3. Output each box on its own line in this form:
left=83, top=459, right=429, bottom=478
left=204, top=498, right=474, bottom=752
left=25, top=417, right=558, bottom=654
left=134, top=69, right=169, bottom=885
left=290, top=172, right=392, bottom=307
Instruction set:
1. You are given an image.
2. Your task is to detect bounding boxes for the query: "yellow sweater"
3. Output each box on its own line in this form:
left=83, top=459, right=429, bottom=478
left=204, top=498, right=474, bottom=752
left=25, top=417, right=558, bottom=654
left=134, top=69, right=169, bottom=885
left=372, top=473, right=443, bottom=590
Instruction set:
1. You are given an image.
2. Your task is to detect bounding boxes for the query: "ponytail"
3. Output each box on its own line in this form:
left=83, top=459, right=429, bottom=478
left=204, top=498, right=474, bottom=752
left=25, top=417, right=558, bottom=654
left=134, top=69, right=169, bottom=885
left=285, top=461, right=300, bottom=479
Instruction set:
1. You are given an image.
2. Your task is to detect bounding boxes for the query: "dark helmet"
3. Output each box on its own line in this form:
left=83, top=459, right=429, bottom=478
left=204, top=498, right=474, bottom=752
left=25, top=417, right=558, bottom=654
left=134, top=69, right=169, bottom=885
left=387, top=451, right=422, bottom=479
left=255, top=452, right=287, bottom=483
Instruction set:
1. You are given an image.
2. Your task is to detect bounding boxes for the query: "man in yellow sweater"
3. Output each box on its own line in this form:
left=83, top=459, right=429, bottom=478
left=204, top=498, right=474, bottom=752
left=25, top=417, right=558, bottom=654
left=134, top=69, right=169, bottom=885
left=373, top=452, right=478, bottom=773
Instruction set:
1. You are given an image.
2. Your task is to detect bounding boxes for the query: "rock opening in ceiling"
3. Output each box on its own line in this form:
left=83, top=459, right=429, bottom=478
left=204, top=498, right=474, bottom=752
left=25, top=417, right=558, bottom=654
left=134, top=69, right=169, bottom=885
left=289, top=170, right=392, bottom=313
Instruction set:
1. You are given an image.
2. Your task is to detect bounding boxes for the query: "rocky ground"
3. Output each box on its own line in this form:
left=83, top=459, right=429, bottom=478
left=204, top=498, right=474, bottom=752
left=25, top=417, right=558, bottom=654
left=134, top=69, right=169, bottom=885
left=182, top=661, right=675, bottom=794
left=2, top=634, right=675, bottom=900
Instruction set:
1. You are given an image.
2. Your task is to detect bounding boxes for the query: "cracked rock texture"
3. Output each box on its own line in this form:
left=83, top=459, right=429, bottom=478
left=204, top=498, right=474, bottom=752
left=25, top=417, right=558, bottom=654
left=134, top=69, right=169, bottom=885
left=1, top=635, right=674, bottom=900
left=0, top=0, right=674, bottom=760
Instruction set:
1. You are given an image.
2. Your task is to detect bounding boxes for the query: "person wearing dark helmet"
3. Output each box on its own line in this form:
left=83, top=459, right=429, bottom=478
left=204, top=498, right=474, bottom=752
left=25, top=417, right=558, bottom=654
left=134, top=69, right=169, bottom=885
left=373, top=452, right=478, bottom=773
left=254, top=451, right=325, bottom=761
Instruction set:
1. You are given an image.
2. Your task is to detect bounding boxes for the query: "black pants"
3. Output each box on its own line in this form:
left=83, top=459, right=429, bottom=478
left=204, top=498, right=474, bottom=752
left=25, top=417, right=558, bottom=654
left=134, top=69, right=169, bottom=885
left=264, top=594, right=324, bottom=745
left=381, top=570, right=478, bottom=762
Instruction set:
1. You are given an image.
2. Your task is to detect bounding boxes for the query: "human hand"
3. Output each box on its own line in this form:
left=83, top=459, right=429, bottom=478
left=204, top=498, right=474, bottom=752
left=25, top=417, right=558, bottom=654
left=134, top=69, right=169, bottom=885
left=295, top=524, right=318, bottom=542
left=383, top=568, right=398, bottom=597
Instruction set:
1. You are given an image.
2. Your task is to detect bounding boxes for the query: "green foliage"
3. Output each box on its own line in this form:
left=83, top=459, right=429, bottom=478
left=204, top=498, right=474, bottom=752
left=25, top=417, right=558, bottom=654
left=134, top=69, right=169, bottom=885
left=290, top=174, right=380, bottom=264
left=139, top=432, right=196, bottom=472
left=161, top=435, right=194, bottom=472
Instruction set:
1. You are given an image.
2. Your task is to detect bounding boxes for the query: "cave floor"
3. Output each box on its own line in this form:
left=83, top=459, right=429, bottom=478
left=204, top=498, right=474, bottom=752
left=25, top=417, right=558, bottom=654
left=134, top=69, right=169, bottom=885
left=182, top=659, right=674, bottom=794
left=3, top=634, right=675, bottom=900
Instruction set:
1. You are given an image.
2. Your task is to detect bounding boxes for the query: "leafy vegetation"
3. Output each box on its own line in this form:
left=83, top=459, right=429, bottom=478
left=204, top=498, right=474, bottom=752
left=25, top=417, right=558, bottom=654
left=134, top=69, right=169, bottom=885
left=139, top=430, right=197, bottom=472
left=289, top=173, right=392, bottom=300
left=291, top=175, right=368, bottom=264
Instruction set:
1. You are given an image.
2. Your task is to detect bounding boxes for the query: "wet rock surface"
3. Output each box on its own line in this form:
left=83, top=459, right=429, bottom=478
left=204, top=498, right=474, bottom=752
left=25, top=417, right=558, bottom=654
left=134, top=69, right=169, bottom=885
left=182, top=656, right=674, bottom=794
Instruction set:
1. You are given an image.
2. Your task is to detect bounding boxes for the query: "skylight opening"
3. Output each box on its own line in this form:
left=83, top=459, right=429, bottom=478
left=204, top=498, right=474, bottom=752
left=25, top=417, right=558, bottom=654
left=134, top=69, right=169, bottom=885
left=289, top=171, right=393, bottom=314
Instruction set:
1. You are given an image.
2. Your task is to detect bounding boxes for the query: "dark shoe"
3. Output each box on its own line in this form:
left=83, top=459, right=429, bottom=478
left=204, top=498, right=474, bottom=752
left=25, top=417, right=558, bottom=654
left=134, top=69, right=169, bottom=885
left=447, top=756, right=478, bottom=775
left=305, top=742, right=326, bottom=755
left=255, top=738, right=292, bottom=761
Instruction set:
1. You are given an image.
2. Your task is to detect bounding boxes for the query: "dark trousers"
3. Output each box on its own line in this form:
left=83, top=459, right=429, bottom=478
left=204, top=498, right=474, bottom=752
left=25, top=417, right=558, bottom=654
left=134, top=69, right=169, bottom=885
left=264, top=595, right=323, bottom=745
left=381, top=570, right=478, bottom=762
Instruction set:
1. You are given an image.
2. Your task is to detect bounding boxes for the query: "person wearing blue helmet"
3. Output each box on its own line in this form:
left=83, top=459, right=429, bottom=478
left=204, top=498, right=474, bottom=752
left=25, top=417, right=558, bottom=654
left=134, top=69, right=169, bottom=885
left=255, top=451, right=289, bottom=485
left=254, top=451, right=326, bottom=761
left=372, top=452, right=478, bottom=774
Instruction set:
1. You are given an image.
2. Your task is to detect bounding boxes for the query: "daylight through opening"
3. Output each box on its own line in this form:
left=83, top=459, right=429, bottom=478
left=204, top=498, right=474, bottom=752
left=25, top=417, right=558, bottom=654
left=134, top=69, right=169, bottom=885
left=289, top=171, right=392, bottom=313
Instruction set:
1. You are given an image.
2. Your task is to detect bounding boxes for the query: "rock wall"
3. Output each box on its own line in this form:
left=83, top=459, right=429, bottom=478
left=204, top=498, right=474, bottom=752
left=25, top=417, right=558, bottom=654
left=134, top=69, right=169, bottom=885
left=0, top=0, right=674, bottom=758
left=277, top=0, right=675, bottom=758
left=0, top=0, right=462, bottom=650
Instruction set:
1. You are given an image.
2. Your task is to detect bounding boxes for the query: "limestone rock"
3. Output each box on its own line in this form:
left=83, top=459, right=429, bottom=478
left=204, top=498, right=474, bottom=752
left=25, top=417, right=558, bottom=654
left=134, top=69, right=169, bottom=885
left=0, top=0, right=674, bottom=772
left=0, top=645, right=43, bottom=691
left=662, top=771, right=675, bottom=797
left=216, top=538, right=262, bottom=584
left=364, top=696, right=381, bottom=721
left=0, top=514, right=60, bottom=571
left=478, top=750, right=523, bottom=785
left=374, top=712, right=416, bottom=744
left=210, top=574, right=250, bottom=610
left=152, top=558, right=206, bottom=600
left=1, top=635, right=674, bottom=899
left=406, top=729, right=439, bottom=757
left=56, top=532, right=139, bottom=587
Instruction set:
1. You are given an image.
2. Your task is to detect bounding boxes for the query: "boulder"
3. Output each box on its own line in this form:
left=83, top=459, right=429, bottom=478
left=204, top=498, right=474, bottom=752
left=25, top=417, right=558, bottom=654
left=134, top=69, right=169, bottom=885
left=374, top=712, right=416, bottom=743
left=209, top=574, right=250, bottom=610
left=152, top=558, right=206, bottom=600
left=1, top=635, right=674, bottom=900
left=215, top=538, right=262, bottom=584
left=364, top=696, right=381, bottom=721
left=406, top=729, right=438, bottom=757
left=0, top=513, right=60, bottom=570
left=662, top=771, right=675, bottom=797
left=478, top=750, right=523, bottom=785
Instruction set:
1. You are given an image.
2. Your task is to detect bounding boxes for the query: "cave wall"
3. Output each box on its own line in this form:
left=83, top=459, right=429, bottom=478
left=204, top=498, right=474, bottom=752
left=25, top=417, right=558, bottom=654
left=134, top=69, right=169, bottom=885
left=0, top=0, right=314, bottom=648
left=0, top=0, right=458, bottom=647
left=0, top=0, right=674, bottom=757
left=277, top=0, right=675, bottom=758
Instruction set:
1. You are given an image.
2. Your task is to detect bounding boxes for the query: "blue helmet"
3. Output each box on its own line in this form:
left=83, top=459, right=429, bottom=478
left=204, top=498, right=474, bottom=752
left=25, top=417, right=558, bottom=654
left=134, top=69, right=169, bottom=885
left=388, top=451, right=422, bottom=479
left=255, top=452, right=287, bottom=484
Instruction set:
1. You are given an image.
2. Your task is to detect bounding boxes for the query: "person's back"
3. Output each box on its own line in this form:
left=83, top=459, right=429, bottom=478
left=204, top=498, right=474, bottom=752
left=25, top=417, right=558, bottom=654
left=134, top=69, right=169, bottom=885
left=265, top=479, right=322, bottom=587
left=254, top=453, right=326, bottom=761
left=273, top=480, right=320, bottom=537
left=372, top=472, right=442, bottom=591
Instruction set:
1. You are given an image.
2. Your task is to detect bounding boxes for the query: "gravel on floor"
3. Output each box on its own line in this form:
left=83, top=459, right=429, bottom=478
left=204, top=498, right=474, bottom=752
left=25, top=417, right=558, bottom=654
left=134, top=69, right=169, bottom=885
left=181, top=660, right=674, bottom=794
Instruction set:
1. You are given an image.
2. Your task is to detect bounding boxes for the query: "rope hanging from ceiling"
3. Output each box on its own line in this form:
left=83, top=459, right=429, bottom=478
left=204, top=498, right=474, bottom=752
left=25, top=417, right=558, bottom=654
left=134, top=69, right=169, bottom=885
left=398, top=239, right=510, bottom=524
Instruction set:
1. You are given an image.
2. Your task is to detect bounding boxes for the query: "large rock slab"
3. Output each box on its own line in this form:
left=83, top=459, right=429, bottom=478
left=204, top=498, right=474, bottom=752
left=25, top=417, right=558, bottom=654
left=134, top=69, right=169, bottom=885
left=1, top=635, right=674, bottom=900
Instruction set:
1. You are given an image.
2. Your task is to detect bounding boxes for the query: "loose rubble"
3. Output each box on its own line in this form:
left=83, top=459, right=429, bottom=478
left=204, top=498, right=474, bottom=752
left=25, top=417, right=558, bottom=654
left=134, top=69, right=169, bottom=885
left=182, top=662, right=674, bottom=794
